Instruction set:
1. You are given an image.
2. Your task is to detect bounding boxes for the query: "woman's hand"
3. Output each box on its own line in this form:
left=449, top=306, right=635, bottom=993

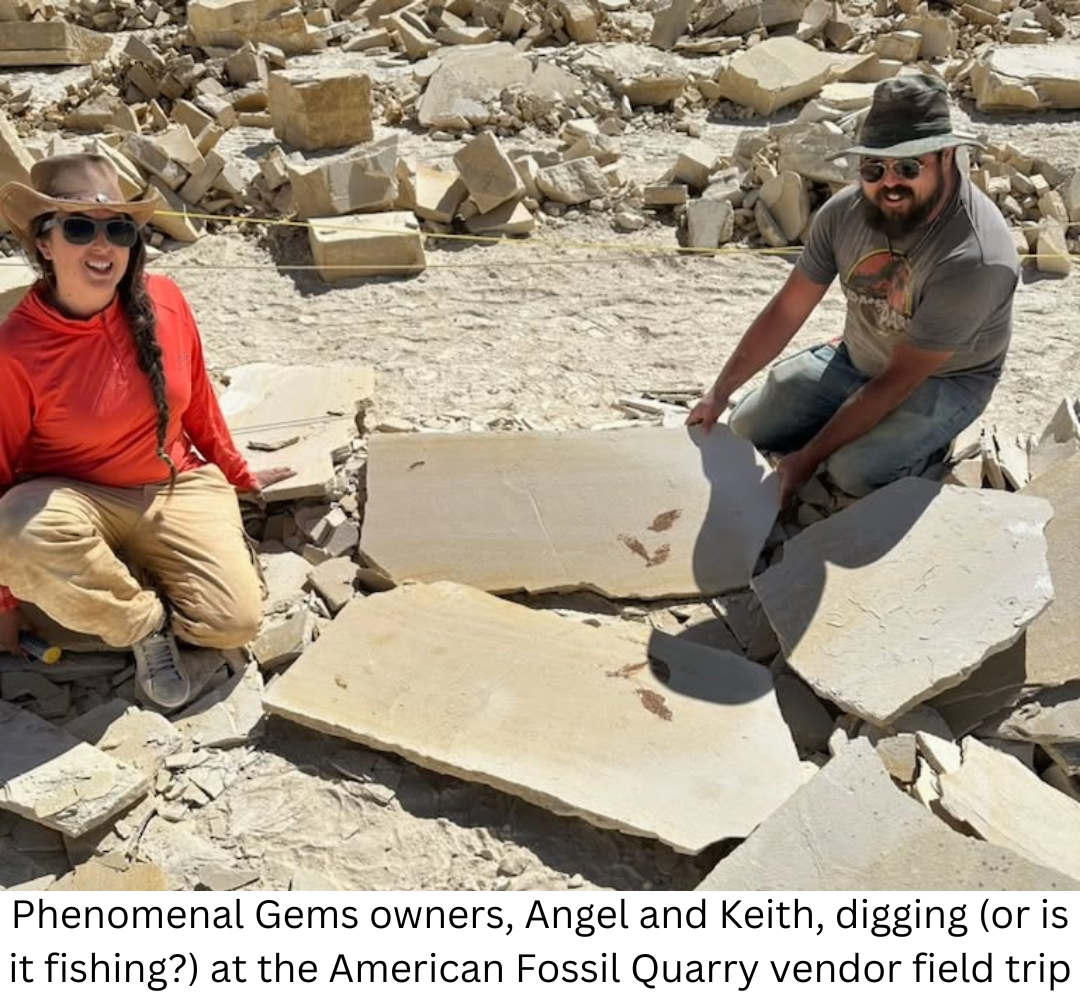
left=255, top=467, right=297, bottom=491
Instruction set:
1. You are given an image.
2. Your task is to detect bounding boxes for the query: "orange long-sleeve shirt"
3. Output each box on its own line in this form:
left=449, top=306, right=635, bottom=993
left=0, top=273, right=258, bottom=610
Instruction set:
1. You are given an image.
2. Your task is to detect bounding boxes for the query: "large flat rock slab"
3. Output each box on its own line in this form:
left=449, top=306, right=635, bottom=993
left=418, top=44, right=578, bottom=129
left=263, top=581, right=804, bottom=853
left=939, top=737, right=1080, bottom=882
left=219, top=363, right=374, bottom=501
left=929, top=454, right=1080, bottom=731
left=714, top=37, right=835, bottom=115
left=972, top=45, right=1080, bottom=112
left=0, top=702, right=149, bottom=837
left=699, top=740, right=1078, bottom=890
left=1022, top=453, right=1080, bottom=685
left=360, top=426, right=779, bottom=599
left=753, top=479, right=1054, bottom=725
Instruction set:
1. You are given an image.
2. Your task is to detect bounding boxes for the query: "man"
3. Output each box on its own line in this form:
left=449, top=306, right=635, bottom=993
left=687, top=74, right=1019, bottom=504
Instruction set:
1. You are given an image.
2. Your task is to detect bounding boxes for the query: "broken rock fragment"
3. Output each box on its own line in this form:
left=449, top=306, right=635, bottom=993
left=938, top=737, right=1080, bottom=881
left=700, top=739, right=1079, bottom=889
left=753, top=479, right=1054, bottom=724
left=972, top=45, right=1080, bottom=112
left=715, top=37, right=835, bottom=116
left=0, top=702, right=149, bottom=838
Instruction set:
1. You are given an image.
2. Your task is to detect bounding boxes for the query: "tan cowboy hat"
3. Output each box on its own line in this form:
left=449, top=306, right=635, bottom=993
left=0, top=153, right=162, bottom=250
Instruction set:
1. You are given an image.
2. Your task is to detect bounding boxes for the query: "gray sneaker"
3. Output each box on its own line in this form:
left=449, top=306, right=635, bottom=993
left=133, top=627, right=190, bottom=709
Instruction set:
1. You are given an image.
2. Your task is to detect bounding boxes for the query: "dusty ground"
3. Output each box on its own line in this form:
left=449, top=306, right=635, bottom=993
left=5, top=51, right=1080, bottom=892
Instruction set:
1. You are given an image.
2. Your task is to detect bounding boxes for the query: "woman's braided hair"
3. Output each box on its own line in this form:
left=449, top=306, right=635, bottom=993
left=33, top=206, right=177, bottom=489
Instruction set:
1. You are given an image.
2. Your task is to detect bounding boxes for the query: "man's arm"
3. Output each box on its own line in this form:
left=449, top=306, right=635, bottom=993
left=777, top=341, right=953, bottom=502
left=687, top=267, right=830, bottom=430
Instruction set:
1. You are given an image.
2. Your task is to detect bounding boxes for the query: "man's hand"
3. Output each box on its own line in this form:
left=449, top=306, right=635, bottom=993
left=776, top=451, right=818, bottom=508
left=0, top=606, right=28, bottom=657
left=686, top=388, right=730, bottom=433
left=255, top=467, right=297, bottom=491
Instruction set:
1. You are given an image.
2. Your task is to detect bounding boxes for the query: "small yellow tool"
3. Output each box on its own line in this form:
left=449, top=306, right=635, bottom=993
left=19, top=633, right=62, bottom=665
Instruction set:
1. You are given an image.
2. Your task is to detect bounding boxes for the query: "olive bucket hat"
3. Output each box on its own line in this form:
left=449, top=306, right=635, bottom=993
left=838, top=73, right=983, bottom=159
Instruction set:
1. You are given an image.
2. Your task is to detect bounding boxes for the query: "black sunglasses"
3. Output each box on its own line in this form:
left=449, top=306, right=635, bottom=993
left=40, top=214, right=141, bottom=248
left=858, top=158, right=927, bottom=184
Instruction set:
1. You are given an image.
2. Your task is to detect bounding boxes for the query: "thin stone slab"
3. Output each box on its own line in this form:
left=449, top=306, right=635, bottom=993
left=264, top=581, right=804, bottom=853
left=938, top=737, right=1080, bottom=882
left=715, top=37, right=835, bottom=115
left=219, top=363, right=374, bottom=501
left=752, top=479, right=1054, bottom=725
left=1021, top=453, right=1080, bottom=685
left=64, top=700, right=184, bottom=779
left=977, top=680, right=1080, bottom=744
left=0, top=258, right=33, bottom=320
left=0, top=702, right=149, bottom=837
left=699, top=739, right=1079, bottom=889
left=930, top=454, right=1080, bottom=729
left=972, top=44, right=1080, bottom=112
left=0, top=20, right=111, bottom=65
left=361, top=426, right=779, bottom=600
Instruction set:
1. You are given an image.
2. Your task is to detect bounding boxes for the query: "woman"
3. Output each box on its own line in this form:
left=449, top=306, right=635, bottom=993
left=0, top=153, right=292, bottom=710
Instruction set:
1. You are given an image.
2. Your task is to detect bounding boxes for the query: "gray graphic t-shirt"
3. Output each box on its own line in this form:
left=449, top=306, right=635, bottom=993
left=796, top=175, right=1019, bottom=401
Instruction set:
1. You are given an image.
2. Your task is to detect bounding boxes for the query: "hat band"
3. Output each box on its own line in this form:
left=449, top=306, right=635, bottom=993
left=860, top=118, right=953, bottom=150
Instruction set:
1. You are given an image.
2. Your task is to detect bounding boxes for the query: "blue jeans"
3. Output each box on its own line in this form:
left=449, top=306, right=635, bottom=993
left=729, top=343, right=987, bottom=497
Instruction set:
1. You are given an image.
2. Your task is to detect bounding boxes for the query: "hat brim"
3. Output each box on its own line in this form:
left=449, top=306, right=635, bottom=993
left=829, top=131, right=985, bottom=161
left=0, top=182, right=163, bottom=251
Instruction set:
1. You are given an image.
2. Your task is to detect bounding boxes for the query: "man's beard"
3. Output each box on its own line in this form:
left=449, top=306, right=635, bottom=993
left=860, top=178, right=943, bottom=240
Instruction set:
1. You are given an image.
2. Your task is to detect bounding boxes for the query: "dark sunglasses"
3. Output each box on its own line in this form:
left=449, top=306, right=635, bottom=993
left=40, top=214, right=141, bottom=248
left=858, top=158, right=927, bottom=184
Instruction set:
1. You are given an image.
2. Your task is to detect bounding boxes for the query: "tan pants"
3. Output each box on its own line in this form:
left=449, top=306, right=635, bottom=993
left=0, top=466, right=262, bottom=650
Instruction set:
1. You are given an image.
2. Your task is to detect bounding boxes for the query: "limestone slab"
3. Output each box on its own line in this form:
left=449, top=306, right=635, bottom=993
left=536, top=158, right=610, bottom=205
left=412, top=165, right=466, bottom=223
left=64, top=700, right=183, bottom=779
left=173, top=664, right=265, bottom=750
left=418, top=44, right=578, bottom=129
left=973, top=45, right=1080, bottom=112
left=0, top=110, right=33, bottom=215
left=687, top=198, right=734, bottom=249
left=287, top=136, right=399, bottom=220
left=979, top=681, right=1080, bottom=744
left=0, top=259, right=33, bottom=321
left=453, top=132, right=524, bottom=213
left=1029, top=398, right=1080, bottom=479
left=1021, top=453, right=1080, bottom=686
left=268, top=68, right=373, bottom=151
left=699, top=739, right=1078, bottom=889
left=264, top=581, right=804, bottom=853
left=360, top=425, right=779, bottom=600
left=752, top=479, right=1054, bottom=724
left=715, top=37, right=835, bottom=115
left=939, top=737, right=1080, bottom=881
left=308, top=211, right=426, bottom=283
left=777, top=122, right=855, bottom=185
left=0, top=21, right=111, bottom=65
left=188, top=0, right=327, bottom=54
left=0, top=702, right=149, bottom=837
left=219, top=362, right=374, bottom=502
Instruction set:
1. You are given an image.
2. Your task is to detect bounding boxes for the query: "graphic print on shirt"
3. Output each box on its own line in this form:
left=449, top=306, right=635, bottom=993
left=843, top=249, right=913, bottom=341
